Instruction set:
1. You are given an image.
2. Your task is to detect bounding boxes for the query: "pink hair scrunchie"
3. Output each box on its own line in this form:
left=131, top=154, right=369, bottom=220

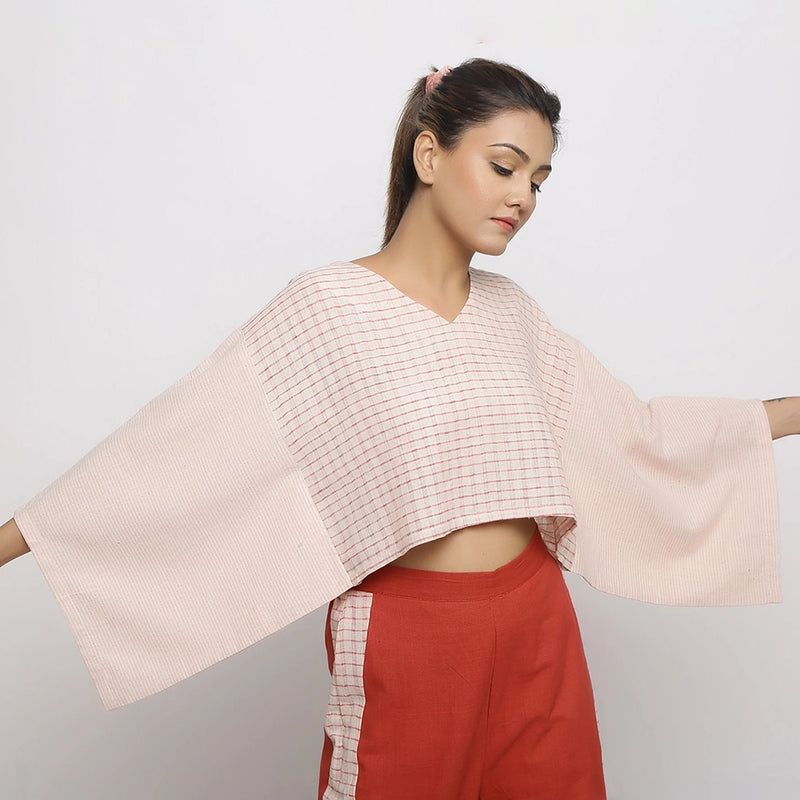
left=425, top=65, right=452, bottom=95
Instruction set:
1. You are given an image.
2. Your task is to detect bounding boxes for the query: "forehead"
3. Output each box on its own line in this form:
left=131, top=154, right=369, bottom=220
left=462, top=109, right=555, bottom=159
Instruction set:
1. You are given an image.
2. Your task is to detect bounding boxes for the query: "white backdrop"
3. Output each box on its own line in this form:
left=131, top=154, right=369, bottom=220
left=1, top=1, right=798, bottom=798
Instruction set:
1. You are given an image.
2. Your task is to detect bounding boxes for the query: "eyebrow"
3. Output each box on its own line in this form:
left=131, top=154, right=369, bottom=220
left=488, top=142, right=552, bottom=172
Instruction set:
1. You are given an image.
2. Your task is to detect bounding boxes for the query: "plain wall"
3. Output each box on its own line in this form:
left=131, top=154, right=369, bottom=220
left=1, top=1, right=798, bottom=798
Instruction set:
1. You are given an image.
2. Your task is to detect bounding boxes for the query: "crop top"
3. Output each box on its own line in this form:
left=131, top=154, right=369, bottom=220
left=13, top=260, right=781, bottom=710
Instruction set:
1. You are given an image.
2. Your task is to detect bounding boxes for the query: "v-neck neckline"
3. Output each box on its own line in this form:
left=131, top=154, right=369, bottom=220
left=338, top=260, right=475, bottom=326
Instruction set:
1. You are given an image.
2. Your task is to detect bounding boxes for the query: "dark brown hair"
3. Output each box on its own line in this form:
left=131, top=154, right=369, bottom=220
left=383, top=57, right=562, bottom=248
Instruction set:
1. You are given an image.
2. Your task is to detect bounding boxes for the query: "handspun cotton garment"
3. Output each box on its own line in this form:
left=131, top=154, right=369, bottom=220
left=317, top=530, right=607, bottom=800
left=13, top=260, right=781, bottom=710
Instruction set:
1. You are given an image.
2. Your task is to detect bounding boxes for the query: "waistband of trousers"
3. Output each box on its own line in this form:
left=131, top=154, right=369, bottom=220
left=353, top=529, right=552, bottom=601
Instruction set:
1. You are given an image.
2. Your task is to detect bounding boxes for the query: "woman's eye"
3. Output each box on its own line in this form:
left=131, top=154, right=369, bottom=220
left=491, top=162, right=512, bottom=176
left=491, top=163, right=543, bottom=194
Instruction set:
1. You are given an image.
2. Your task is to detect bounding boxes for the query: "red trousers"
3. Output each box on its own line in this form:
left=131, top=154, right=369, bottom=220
left=318, top=531, right=607, bottom=799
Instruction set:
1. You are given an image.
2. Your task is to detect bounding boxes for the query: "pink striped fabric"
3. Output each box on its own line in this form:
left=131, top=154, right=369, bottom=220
left=322, top=592, right=373, bottom=800
left=241, top=262, right=577, bottom=582
left=14, top=260, right=782, bottom=709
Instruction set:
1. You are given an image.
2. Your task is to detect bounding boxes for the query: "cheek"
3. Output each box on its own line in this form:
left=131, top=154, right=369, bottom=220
left=432, top=159, right=495, bottom=228
left=454, top=168, right=495, bottom=211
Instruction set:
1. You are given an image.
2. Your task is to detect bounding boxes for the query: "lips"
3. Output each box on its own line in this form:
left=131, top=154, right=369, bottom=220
left=492, top=218, right=517, bottom=232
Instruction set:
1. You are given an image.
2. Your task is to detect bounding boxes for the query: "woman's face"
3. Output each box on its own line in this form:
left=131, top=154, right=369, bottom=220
left=420, top=109, right=555, bottom=257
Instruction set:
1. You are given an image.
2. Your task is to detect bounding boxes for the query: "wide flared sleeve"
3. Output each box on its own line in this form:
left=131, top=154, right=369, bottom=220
left=13, top=326, right=352, bottom=710
left=551, top=328, right=781, bottom=606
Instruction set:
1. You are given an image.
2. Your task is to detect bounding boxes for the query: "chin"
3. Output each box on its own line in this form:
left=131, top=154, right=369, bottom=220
left=476, top=240, right=509, bottom=257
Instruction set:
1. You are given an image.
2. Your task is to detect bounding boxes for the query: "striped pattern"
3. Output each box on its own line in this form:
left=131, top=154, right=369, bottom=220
left=560, top=330, right=782, bottom=605
left=13, top=259, right=782, bottom=710
left=15, top=327, right=352, bottom=709
left=242, top=262, right=578, bottom=581
left=321, top=591, right=373, bottom=800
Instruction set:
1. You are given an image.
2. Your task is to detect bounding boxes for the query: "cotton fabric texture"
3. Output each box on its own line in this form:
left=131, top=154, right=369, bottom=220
left=318, top=531, right=607, bottom=799
left=13, top=260, right=781, bottom=710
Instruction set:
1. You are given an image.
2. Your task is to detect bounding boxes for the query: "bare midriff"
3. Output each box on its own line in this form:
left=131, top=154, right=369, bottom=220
left=389, top=517, right=539, bottom=572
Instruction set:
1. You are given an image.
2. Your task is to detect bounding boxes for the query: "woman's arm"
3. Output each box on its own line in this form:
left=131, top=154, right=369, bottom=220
left=0, top=517, right=30, bottom=567
left=1, top=401, right=792, bottom=569
left=763, top=397, right=800, bottom=440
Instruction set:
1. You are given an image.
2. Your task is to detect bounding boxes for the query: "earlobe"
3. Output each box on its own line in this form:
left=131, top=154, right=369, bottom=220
left=413, top=130, right=438, bottom=186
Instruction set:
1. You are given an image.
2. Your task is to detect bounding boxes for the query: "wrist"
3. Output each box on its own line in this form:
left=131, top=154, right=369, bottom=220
left=762, top=396, right=800, bottom=439
left=1, top=517, right=31, bottom=567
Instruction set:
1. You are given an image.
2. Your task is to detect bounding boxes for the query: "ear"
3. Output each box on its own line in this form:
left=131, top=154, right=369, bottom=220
left=412, top=129, right=441, bottom=186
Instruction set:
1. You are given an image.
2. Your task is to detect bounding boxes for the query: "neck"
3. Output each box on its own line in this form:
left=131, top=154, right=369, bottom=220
left=378, top=190, right=473, bottom=291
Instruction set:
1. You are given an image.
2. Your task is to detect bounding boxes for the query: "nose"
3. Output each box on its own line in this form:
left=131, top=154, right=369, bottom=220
left=506, top=182, right=535, bottom=215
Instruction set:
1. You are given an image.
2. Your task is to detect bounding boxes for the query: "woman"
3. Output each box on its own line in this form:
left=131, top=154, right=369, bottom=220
left=316, top=62, right=606, bottom=798
left=2, top=58, right=797, bottom=799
